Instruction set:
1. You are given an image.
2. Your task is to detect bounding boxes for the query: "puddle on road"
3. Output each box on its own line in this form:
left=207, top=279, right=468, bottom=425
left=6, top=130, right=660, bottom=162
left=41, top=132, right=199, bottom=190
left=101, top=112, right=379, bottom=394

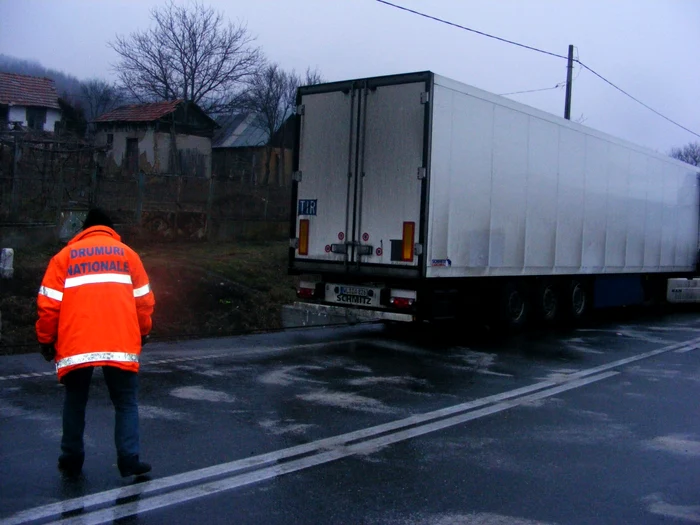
left=521, top=397, right=566, bottom=409
left=257, top=366, right=326, bottom=387
left=532, top=422, right=633, bottom=445
left=564, top=344, right=604, bottom=355
left=297, top=389, right=395, bottom=414
left=566, top=409, right=612, bottom=422
left=346, top=364, right=374, bottom=374
left=626, top=365, right=685, bottom=381
left=139, top=405, right=186, bottom=420
left=258, top=418, right=315, bottom=436
left=537, top=368, right=582, bottom=382
left=644, top=493, right=700, bottom=523
left=170, top=386, right=237, bottom=403
left=643, top=435, right=700, bottom=457
left=347, top=376, right=429, bottom=387
left=383, top=512, right=558, bottom=525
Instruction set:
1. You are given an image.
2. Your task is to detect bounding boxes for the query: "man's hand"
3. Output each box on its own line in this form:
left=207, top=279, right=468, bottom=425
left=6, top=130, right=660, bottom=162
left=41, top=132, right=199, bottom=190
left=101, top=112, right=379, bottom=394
left=141, top=335, right=150, bottom=347
left=40, top=343, right=56, bottom=362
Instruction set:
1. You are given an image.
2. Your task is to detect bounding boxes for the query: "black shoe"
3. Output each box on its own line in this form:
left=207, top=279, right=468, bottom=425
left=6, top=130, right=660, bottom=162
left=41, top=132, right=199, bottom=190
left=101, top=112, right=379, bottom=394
left=118, top=456, right=152, bottom=477
left=58, top=454, right=84, bottom=478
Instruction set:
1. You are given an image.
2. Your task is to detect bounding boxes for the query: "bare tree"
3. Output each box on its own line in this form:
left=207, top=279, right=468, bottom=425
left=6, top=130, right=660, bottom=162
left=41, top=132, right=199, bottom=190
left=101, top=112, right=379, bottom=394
left=239, top=64, right=288, bottom=185
left=109, top=0, right=262, bottom=113
left=80, top=79, right=123, bottom=122
left=670, top=141, right=700, bottom=166
left=240, top=65, right=324, bottom=185
left=277, top=67, right=324, bottom=183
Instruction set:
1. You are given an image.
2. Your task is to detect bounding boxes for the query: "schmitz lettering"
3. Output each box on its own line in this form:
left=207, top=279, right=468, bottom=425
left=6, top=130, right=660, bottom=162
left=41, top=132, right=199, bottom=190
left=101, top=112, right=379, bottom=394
left=336, top=294, right=372, bottom=305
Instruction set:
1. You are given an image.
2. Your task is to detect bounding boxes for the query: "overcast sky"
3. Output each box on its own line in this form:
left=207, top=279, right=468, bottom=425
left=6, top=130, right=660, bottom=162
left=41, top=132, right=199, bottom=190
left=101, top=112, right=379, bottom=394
left=1, top=0, right=698, bottom=154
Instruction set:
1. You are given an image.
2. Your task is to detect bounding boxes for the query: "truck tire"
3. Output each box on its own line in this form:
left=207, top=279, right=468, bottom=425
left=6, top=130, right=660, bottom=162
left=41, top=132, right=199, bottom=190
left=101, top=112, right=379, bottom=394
left=498, top=282, right=529, bottom=331
left=533, top=281, right=559, bottom=324
left=563, top=278, right=588, bottom=323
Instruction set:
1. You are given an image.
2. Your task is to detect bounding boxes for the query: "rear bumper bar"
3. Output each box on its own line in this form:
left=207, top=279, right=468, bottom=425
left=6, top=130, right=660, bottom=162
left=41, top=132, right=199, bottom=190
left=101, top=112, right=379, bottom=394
left=281, top=302, right=414, bottom=328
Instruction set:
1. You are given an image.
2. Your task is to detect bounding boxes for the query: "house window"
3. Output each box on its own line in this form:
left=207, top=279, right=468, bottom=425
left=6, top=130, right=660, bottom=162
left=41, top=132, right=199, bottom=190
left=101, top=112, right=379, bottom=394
left=27, top=107, right=47, bottom=130
left=0, top=105, right=8, bottom=126
left=107, top=134, right=114, bottom=146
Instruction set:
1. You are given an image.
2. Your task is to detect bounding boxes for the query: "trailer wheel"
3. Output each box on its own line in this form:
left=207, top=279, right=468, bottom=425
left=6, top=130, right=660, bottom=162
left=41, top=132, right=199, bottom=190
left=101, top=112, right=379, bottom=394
left=534, top=281, right=559, bottom=324
left=498, top=282, right=528, bottom=331
left=564, top=279, right=588, bottom=322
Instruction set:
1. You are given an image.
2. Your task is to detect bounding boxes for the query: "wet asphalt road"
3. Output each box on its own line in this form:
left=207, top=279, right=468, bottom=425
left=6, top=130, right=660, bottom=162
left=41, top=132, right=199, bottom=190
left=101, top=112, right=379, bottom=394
left=1, top=310, right=700, bottom=524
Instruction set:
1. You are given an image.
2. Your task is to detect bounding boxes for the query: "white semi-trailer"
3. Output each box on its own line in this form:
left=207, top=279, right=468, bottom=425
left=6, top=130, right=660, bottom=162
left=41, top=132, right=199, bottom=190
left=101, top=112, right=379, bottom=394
left=288, top=71, right=700, bottom=328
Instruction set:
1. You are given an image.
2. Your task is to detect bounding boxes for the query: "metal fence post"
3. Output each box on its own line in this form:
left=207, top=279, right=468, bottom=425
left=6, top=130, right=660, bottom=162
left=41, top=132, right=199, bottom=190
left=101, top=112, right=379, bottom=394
left=10, top=138, right=20, bottom=216
left=91, top=163, right=98, bottom=207
left=54, top=163, right=64, bottom=240
left=135, top=171, right=144, bottom=225
left=206, top=175, right=215, bottom=240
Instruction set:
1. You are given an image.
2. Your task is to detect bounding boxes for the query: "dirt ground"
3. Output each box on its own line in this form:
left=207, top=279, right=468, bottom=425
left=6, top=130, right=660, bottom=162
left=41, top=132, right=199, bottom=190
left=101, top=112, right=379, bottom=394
left=0, top=240, right=298, bottom=355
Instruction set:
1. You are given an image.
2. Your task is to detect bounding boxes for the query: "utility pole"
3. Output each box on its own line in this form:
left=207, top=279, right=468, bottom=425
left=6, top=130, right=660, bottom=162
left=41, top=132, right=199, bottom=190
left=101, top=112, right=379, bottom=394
left=564, top=44, right=574, bottom=120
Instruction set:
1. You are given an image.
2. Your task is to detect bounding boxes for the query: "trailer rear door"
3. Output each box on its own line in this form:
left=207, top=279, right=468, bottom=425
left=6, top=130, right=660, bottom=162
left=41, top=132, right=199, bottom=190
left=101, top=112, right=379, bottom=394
left=291, top=73, right=431, bottom=278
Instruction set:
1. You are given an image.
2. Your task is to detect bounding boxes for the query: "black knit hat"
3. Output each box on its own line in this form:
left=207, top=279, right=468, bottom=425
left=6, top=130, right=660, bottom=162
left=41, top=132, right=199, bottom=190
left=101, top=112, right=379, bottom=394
left=82, top=208, right=114, bottom=230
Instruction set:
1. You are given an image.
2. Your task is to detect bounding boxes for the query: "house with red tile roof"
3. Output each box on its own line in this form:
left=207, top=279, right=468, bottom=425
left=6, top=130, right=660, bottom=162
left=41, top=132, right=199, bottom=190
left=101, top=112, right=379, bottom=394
left=93, top=99, right=218, bottom=178
left=0, top=72, right=62, bottom=132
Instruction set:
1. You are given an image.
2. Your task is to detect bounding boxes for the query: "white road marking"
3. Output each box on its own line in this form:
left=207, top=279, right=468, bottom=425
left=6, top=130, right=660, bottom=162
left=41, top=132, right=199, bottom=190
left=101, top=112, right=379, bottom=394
left=43, top=372, right=617, bottom=525
left=3, top=335, right=699, bottom=524
left=563, top=336, right=700, bottom=380
left=1, top=377, right=564, bottom=525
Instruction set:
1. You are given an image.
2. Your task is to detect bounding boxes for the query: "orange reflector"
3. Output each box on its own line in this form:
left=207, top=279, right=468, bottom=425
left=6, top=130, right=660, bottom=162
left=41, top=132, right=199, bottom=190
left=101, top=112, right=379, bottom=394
left=402, top=222, right=415, bottom=261
left=299, top=219, right=310, bottom=255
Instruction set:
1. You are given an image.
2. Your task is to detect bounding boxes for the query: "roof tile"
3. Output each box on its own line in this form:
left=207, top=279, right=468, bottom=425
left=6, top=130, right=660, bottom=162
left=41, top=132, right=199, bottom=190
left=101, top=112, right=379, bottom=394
left=0, top=72, right=60, bottom=109
left=94, top=99, right=184, bottom=122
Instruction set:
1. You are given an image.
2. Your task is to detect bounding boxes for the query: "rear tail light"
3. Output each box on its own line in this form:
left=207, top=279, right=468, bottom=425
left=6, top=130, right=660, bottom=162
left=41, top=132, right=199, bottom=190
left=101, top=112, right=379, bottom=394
left=297, top=280, right=317, bottom=299
left=389, top=289, right=417, bottom=309
left=402, top=222, right=415, bottom=261
left=298, top=219, right=310, bottom=256
left=390, top=296, right=414, bottom=309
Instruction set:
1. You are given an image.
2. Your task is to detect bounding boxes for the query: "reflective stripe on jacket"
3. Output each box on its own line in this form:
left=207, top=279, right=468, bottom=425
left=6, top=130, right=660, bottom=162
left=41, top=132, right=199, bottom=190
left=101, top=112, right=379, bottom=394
left=36, top=226, right=155, bottom=381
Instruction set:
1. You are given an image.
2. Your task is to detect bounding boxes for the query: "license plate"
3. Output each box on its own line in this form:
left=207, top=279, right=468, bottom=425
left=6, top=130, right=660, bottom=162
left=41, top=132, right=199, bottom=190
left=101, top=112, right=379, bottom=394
left=340, top=286, right=367, bottom=296
left=326, top=284, right=380, bottom=307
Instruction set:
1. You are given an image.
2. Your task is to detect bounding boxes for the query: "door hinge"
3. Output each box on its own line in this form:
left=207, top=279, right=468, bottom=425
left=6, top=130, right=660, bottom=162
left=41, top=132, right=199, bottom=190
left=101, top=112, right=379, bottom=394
left=292, top=171, right=302, bottom=182
left=414, top=243, right=424, bottom=256
left=290, top=238, right=299, bottom=249
left=417, top=167, right=427, bottom=180
left=296, top=104, right=305, bottom=115
left=420, top=92, right=430, bottom=104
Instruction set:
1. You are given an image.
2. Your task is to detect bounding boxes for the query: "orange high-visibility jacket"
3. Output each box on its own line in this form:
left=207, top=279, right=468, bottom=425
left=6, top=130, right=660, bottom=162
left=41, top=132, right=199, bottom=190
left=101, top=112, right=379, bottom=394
left=36, top=225, right=155, bottom=381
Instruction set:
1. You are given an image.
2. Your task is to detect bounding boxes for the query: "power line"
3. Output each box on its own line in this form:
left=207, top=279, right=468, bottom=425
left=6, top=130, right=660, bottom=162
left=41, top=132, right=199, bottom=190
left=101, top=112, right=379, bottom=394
left=375, top=0, right=567, bottom=60
left=376, top=0, right=700, bottom=139
left=576, top=61, right=700, bottom=139
left=499, top=82, right=566, bottom=96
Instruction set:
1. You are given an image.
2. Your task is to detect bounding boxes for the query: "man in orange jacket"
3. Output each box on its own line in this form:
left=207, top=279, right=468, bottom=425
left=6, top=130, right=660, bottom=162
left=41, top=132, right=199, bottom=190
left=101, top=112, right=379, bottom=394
left=36, top=208, right=155, bottom=478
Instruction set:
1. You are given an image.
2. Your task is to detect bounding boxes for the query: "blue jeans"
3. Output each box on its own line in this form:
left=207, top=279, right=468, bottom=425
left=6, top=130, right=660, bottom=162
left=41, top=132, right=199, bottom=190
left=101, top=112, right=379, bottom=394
left=61, top=366, right=140, bottom=462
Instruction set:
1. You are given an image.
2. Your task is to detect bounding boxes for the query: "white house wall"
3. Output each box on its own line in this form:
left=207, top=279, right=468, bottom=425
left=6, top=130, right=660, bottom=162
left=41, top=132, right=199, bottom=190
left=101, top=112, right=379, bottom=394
left=97, top=128, right=212, bottom=176
left=8, top=106, right=25, bottom=124
left=45, top=108, right=61, bottom=132
left=7, top=106, right=61, bottom=132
